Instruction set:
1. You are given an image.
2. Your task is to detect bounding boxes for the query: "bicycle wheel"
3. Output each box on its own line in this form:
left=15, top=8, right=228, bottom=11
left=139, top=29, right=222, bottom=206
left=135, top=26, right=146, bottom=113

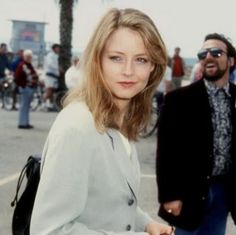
left=2, top=86, right=13, bottom=110
left=30, top=90, right=42, bottom=111
left=54, top=90, right=67, bottom=112
left=140, top=106, right=158, bottom=138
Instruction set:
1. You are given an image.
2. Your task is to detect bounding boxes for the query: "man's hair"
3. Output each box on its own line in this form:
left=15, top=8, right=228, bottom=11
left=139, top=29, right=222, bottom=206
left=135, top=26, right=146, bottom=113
left=51, top=43, right=60, bottom=50
left=63, top=8, right=167, bottom=140
left=204, top=33, right=236, bottom=72
left=0, top=43, right=7, bottom=48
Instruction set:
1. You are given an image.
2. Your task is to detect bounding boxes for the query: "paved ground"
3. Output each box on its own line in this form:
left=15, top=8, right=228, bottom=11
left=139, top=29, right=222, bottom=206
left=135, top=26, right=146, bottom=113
left=0, top=109, right=235, bottom=234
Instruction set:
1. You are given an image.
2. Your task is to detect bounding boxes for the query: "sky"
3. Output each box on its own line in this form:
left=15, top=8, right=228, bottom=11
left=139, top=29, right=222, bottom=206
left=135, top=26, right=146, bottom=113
left=1, top=0, right=236, bottom=59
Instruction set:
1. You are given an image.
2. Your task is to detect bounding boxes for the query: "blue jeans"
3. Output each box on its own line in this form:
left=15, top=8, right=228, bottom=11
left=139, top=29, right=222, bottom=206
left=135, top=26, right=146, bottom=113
left=18, top=87, right=35, bottom=126
left=175, top=179, right=229, bottom=235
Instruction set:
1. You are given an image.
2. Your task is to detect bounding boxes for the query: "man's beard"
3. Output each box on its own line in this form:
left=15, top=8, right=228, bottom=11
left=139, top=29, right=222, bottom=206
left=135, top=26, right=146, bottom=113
left=203, top=65, right=227, bottom=82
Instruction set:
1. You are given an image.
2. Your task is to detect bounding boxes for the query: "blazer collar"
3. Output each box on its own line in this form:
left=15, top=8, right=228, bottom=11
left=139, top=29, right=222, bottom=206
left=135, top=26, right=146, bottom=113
left=106, top=129, right=140, bottom=199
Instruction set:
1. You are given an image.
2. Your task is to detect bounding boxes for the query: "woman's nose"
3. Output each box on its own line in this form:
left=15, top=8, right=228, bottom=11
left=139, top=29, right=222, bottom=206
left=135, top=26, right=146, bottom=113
left=123, top=60, right=134, bottom=77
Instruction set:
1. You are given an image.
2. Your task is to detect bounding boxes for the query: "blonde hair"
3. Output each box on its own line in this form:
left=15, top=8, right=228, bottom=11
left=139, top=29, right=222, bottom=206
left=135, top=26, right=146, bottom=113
left=64, top=8, right=167, bottom=140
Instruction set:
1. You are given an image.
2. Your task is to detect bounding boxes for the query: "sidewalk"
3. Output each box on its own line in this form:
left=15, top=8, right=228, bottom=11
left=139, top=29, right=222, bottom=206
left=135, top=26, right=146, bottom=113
left=0, top=109, right=57, bottom=234
left=0, top=109, right=235, bottom=234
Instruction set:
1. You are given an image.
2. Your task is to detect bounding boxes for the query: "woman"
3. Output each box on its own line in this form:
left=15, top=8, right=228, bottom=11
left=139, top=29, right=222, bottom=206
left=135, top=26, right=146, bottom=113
left=15, top=49, right=38, bottom=129
left=30, top=8, right=172, bottom=235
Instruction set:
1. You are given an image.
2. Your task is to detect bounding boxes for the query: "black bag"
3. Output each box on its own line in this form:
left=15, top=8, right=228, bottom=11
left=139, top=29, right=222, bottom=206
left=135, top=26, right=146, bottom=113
left=11, top=155, right=41, bottom=235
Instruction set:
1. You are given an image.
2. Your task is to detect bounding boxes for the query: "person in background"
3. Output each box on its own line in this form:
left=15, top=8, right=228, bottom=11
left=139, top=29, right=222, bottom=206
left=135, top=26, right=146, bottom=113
left=154, top=56, right=172, bottom=113
left=65, top=55, right=81, bottom=90
left=11, top=49, right=24, bottom=73
left=0, top=43, right=11, bottom=107
left=15, top=49, right=38, bottom=129
left=0, top=43, right=10, bottom=80
left=171, top=47, right=185, bottom=89
left=189, top=61, right=203, bottom=83
left=43, top=43, right=60, bottom=110
left=9, top=49, right=24, bottom=110
left=30, top=8, right=173, bottom=235
left=156, top=33, right=236, bottom=235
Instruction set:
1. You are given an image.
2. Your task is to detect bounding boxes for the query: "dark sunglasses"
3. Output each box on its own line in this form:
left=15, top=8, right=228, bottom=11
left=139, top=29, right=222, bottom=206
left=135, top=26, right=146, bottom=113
left=197, top=47, right=227, bottom=60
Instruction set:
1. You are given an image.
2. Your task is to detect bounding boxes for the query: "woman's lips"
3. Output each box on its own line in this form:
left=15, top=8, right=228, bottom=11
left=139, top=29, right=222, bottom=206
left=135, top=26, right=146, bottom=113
left=118, top=81, right=136, bottom=88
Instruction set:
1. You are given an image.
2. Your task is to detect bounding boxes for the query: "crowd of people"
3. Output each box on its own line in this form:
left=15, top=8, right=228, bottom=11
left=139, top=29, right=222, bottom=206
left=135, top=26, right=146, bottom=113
left=0, top=42, right=82, bottom=129
left=1, top=6, right=236, bottom=235
left=0, top=33, right=186, bottom=129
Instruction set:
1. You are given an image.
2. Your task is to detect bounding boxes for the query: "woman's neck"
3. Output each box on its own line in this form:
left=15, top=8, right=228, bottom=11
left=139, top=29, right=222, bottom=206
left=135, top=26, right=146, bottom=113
left=116, top=100, right=129, bottom=128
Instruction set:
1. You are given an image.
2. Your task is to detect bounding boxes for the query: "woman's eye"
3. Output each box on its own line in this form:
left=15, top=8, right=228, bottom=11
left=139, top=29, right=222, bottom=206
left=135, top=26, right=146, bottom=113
left=109, top=56, right=122, bottom=62
left=136, top=57, right=148, bottom=63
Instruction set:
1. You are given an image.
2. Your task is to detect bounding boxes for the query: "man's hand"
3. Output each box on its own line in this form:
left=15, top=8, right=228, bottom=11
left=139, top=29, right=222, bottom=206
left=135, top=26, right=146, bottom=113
left=145, top=221, right=174, bottom=235
left=163, top=200, right=183, bottom=216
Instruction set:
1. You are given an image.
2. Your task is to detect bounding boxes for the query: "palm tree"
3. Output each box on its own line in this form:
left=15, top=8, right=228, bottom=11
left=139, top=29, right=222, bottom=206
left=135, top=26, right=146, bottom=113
left=57, top=0, right=113, bottom=89
left=57, top=0, right=77, bottom=89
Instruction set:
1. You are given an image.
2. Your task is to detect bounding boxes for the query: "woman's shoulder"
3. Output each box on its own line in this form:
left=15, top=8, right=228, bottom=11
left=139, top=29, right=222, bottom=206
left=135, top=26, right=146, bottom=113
left=51, top=101, right=94, bottom=133
left=63, top=101, right=89, bottom=115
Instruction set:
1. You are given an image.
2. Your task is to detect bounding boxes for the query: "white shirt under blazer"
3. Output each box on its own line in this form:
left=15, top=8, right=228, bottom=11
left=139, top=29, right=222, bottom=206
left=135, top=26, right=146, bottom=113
left=30, top=101, right=152, bottom=235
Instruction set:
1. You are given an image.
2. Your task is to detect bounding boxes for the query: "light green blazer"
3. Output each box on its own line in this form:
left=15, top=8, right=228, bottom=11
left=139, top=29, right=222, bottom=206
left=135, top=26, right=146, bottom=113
left=30, top=101, right=152, bottom=235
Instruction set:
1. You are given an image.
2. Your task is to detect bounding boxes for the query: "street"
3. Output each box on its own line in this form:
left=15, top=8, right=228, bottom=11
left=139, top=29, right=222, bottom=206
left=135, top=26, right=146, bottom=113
left=0, top=109, right=235, bottom=234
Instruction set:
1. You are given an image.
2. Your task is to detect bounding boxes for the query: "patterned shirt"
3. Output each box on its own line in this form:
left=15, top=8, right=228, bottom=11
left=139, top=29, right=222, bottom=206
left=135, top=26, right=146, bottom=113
left=204, top=79, right=232, bottom=176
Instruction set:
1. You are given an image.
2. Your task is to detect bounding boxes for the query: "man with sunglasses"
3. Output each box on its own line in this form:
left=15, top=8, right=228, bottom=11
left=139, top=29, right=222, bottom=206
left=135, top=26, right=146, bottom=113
left=156, top=33, right=236, bottom=235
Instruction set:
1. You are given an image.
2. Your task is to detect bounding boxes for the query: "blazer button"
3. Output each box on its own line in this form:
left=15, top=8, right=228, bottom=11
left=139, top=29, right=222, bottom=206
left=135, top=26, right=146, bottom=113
left=126, top=224, right=131, bottom=231
left=128, top=199, right=134, bottom=206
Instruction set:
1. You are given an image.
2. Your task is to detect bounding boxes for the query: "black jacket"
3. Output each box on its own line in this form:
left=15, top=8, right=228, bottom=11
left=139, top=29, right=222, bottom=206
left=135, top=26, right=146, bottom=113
left=156, top=79, right=236, bottom=230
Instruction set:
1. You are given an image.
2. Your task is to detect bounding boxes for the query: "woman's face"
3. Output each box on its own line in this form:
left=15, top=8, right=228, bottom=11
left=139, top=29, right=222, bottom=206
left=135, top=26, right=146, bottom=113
left=101, top=27, right=154, bottom=107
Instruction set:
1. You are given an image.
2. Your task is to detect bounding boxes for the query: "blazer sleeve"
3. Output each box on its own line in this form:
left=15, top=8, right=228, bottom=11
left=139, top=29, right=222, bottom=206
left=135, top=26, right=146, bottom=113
left=30, top=127, right=148, bottom=235
left=135, top=207, right=153, bottom=232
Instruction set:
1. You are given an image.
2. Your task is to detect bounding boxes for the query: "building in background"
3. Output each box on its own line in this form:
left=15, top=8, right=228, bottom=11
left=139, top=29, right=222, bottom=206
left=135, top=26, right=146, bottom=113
left=10, top=20, right=47, bottom=67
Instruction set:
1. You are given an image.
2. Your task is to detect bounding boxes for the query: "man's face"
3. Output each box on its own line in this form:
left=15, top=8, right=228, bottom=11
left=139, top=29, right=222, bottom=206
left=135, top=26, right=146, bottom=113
left=175, top=48, right=180, bottom=55
left=54, top=46, right=60, bottom=54
left=0, top=45, right=7, bottom=54
left=198, top=39, right=230, bottom=82
left=24, top=55, right=32, bottom=63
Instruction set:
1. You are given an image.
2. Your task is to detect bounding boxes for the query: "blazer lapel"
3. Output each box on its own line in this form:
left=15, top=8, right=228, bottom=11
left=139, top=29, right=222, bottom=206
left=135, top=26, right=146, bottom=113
left=195, top=79, right=213, bottom=125
left=106, top=129, right=140, bottom=199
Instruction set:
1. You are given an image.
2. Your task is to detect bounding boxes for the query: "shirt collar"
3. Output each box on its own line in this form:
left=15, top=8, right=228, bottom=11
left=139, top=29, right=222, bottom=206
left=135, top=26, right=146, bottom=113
left=204, top=79, right=231, bottom=97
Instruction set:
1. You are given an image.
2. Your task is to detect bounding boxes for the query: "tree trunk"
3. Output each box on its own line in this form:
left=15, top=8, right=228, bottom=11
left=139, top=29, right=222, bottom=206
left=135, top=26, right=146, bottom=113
left=58, top=0, right=74, bottom=90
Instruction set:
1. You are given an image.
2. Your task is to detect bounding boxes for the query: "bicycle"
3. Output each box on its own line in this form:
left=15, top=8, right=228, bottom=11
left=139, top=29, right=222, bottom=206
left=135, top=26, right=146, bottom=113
left=1, top=75, right=20, bottom=111
left=139, top=98, right=159, bottom=138
left=139, top=91, right=164, bottom=138
left=30, top=82, right=44, bottom=111
left=30, top=83, right=67, bottom=112
left=0, top=76, right=65, bottom=112
left=54, top=89, right=67, bottom=111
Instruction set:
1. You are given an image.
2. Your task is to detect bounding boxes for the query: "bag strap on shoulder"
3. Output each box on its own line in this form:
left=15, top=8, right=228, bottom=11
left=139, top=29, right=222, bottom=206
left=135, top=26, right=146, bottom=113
left=11, top=155, right=41, bottom=207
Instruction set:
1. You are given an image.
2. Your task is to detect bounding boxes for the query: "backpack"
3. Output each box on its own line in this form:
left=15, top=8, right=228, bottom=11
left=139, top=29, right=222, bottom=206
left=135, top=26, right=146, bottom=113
left=11, top=155, right=41, bottom=235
